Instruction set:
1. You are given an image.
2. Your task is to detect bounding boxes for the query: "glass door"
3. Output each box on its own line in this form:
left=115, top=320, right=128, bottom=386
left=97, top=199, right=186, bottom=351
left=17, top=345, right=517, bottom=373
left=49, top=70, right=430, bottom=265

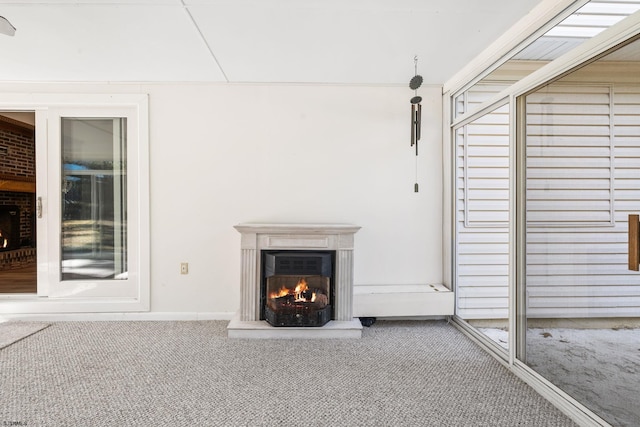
left=60, top=117, right=127, bottom=282
left=41, top=108, right=139, bottom=299
left=519, top=41, right=640, bottom=427
left=454, top=102, right=511, bottom=351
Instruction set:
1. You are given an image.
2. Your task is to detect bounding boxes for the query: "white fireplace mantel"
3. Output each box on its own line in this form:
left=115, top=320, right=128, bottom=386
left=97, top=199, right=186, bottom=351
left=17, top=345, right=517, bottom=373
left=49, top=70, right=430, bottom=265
left=228, top=223, right=363, bottom=339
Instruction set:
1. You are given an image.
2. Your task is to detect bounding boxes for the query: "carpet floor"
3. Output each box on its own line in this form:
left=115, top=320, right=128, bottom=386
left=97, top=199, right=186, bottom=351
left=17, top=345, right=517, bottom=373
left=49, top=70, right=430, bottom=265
left=0, top=320, right=578, bottom=427
left=0, top=322, right=50, bottom=350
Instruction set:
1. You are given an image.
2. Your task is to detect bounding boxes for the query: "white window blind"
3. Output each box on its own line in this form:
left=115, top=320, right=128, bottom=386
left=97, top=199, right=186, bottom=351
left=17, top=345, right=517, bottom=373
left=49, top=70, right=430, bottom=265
left=526, top=85, right=615, bottom=227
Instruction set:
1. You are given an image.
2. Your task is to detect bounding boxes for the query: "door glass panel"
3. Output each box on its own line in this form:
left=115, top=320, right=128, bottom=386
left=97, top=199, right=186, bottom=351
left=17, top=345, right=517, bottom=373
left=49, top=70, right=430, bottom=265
left=61, top=118, right=127, bottom=281
left=0, top=111, right=37, bottom=294
left=454, top=103, right=511, bottom=350
left=521, top=40, right=640, bottom=427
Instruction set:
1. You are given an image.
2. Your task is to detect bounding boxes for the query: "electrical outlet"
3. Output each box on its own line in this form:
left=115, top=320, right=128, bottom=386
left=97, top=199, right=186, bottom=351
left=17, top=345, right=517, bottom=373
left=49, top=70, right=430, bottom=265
left=180, top=262, right=189, bottom=275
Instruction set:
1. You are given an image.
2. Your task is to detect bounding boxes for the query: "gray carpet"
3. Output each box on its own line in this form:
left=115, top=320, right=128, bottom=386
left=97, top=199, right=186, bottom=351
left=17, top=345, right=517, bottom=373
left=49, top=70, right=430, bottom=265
left=0, top=321, right=50, bottom=350
left=0, top=320, right=578, bottom=426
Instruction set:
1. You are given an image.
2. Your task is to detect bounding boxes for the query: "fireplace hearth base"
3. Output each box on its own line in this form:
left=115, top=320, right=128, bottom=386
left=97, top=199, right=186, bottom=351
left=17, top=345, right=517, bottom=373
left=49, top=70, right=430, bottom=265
left=227, top=315, right=362, bottom=339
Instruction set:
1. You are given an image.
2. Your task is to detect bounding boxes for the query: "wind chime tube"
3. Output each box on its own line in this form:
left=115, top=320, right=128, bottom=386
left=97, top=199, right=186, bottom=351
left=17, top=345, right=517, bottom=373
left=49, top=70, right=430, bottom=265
left=416, top=103, right=421, bottom=156
left=411, top=104, right=415, bottom=146
left=417, top=103, right=422, bottom=141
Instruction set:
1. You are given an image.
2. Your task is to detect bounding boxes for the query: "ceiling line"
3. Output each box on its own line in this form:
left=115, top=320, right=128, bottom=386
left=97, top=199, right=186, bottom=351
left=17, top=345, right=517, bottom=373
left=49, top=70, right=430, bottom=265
left=180, top=0, right=230, bottom=83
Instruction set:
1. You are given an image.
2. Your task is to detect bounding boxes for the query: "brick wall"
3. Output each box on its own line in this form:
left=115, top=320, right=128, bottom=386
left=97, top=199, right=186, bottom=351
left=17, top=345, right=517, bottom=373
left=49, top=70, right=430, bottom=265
left=0, top=247, right=36, bottom=270
left=0, top=128, right=35, bottom=179
left=0, top=117, right=36, bottom=248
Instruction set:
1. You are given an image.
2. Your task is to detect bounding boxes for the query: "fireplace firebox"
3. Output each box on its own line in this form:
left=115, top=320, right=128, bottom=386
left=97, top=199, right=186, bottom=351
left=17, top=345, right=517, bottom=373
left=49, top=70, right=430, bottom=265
left=0, top=205, right=20, bottom=251
left=261, top=251, right=335, bottom=327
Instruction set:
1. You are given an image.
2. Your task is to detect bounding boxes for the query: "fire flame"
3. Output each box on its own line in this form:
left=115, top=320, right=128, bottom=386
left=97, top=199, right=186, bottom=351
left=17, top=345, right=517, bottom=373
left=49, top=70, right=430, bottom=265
left=294, top=278, right=308, bottom=297
left=269, top=277, right=316, bottom=303
left=272, top=286, right=289, bottom=298
left=0, top=230, right=7, bottom=249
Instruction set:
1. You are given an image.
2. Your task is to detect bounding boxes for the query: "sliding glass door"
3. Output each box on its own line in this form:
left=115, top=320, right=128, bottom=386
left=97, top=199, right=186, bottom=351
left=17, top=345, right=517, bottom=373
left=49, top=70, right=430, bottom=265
left=454, top=102, right=511, bottom=351
left=519, top=41, right=640, bottom=427
left=39, top=106, right=142, bottom=299
left=0, top=94, right=148, bottom=313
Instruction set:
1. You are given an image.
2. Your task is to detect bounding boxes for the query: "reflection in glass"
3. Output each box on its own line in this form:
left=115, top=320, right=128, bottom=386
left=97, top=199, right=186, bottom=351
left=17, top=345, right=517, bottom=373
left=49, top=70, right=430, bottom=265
left=522, top=41, right=640, bottom=426
left=61, top=118, right=127, bottom=281
left=455, top=104, right=510, bottom=350
left=454, top=0, right=640, bottom=120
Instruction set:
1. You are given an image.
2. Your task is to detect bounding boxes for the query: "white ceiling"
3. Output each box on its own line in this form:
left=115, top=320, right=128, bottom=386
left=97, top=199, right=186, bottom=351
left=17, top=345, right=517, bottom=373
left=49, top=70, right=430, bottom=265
left=0, top=0, right=543, bottom=85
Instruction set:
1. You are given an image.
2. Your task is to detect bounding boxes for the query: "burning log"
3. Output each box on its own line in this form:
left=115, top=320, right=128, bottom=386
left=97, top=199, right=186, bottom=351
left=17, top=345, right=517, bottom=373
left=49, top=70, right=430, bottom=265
left=314, top=293, right=328, bottom=306
left=264, top=275, right=332, bottom=327
left=267, top=290, right=329, bottom=313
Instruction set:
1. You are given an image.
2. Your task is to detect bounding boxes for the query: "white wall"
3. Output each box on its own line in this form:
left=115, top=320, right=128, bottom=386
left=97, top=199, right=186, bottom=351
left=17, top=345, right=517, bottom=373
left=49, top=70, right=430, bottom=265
left=0, top=82, right=443, bottom=315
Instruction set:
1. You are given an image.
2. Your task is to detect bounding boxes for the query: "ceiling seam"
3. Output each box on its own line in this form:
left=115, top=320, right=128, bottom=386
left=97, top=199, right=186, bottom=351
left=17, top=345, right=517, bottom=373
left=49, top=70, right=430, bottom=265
left=180, top=0, right=230, bottom=83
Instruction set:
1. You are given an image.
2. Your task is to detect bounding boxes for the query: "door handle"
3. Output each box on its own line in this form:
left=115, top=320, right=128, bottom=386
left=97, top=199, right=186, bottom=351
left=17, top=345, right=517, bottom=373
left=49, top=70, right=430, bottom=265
left=630, top=214, right=639, bottom=271
left=36, top=196, right=43, bottom=219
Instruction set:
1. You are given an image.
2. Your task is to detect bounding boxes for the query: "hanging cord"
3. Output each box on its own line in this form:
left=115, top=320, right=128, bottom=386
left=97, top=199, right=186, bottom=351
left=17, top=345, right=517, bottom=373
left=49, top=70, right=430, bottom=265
left=414, top=55, right=419, bottom=192
left=415, top=155, right=419, bottom=193
left=414, top=56, right=418, bottom=96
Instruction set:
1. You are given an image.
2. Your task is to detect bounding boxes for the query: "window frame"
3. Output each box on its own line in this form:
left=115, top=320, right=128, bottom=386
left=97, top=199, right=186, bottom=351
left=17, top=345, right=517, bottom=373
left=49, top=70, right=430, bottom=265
left=447, top=9, right=640, bottom=427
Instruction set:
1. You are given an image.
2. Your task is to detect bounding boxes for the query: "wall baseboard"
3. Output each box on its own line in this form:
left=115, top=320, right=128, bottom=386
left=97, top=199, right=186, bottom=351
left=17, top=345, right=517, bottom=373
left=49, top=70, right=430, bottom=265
left=0, top=311, right=235, bottom=322
left=0, top=284, right=456, bottom=321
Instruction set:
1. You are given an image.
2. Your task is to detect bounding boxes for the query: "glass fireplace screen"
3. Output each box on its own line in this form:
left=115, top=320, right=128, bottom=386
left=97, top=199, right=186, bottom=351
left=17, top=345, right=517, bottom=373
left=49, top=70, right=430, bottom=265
left=261, top=251, right=334, bottom=327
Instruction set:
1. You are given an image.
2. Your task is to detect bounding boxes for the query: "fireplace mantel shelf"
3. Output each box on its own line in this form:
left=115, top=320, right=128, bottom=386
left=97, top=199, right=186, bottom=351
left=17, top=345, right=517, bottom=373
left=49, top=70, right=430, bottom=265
left=234, top=223, right=361, bottom=235
left=0, top=178, right=36, bottom=194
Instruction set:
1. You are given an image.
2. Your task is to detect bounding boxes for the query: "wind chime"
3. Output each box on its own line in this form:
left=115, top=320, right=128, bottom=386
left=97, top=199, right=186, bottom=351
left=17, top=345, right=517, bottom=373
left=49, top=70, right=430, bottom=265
left=410, top=56, right=423, bottom=192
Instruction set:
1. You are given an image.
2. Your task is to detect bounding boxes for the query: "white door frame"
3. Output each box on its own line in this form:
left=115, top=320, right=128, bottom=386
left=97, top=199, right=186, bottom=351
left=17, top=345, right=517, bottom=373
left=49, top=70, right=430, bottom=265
left=0, top=93, right=149, bottom=314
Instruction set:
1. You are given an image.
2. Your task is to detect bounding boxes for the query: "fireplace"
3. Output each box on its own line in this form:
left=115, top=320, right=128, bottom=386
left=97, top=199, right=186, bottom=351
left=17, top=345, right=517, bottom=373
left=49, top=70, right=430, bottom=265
left=0, top=205, right=20, bottom=251
left=229, top=223, right=362, bottom=338
left=262, top=251, right=335, bottom=327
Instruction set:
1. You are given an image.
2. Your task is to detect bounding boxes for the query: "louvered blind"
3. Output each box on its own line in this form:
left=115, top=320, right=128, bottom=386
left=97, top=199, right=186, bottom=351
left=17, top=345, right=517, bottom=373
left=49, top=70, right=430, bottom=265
left=463, top=104, right=510, bottom=227
left=526, top=85, right=614, bottom=227
left=526, top=84, right=640, bottom=318
left=456, top=104, right=510, bottom=319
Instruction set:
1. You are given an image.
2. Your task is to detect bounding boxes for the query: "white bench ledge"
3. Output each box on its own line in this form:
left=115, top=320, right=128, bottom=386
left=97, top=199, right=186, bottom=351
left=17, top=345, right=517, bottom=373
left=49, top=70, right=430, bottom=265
left=353, top=284, right=454, bottom=317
